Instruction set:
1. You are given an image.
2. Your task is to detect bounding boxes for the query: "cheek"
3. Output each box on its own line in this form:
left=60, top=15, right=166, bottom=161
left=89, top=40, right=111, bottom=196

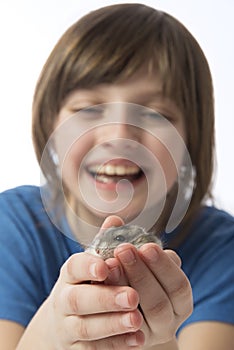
left=57, top=135, right=93, bottom=186
left=145, top=136, right=184, bottom=190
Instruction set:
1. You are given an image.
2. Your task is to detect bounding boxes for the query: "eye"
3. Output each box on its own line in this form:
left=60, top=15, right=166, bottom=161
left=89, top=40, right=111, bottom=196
left=115, top=235, right=126, bottom=242
left=70, top=106, right=104, bottom=117
left=83, top=106, right=104, bottom=114
left=141, top=110, right=165, bottom=121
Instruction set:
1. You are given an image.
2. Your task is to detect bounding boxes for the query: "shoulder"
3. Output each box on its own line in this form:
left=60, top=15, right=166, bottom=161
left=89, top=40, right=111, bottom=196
left=194, top=205, right=234, bottom=232
left=177, top=205, right=234, bottom=277
left=0, top=185, right=43, bottom=216
left=0, top=185, right=79, bottom=252
left=0, top=185, right=54, bottom=243
left=0, top=185, right=80, bottom=264
left=0, top=184, right=41, bottom=200
left=0, top=185, right=58, bottom=261
left=178, top=206, right=234, bottom=260
left=178, top=205, right=234, bottom=287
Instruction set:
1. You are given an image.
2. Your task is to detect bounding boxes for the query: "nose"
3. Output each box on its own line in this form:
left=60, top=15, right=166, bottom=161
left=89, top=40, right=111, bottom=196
left=98, top=123, right=140, bottom=151
left=96, top=103, right=141, bottom=149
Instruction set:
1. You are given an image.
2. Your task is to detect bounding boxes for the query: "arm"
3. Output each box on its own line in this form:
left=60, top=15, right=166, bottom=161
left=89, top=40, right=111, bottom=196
left=178, top=322, right=234, bottom=350
left=0, top=321, right=24, bottom=350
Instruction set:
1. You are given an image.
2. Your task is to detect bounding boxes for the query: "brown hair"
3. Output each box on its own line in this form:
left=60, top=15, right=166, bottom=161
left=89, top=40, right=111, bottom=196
left=32, top=3, right=215, bottom=245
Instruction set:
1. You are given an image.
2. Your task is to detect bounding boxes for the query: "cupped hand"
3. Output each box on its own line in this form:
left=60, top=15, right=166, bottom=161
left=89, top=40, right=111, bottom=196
left=44, top=216, right=145, bottom=349
left=105, top=233, right=193, bottom=348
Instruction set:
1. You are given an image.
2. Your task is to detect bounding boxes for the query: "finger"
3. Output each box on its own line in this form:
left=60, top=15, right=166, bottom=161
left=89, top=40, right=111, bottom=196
left=165, top=249, right=182, bottom=267
left=71, top=330, right=145, bottom=349
left=105, top=258, right=129, bottom=286
left=64, top=310, right=143, bottom=342
left=104, top=247, right=181, bottom=286
left=61, top=217, right=126, bottom=284
left=60, top=253, right=109, bottom=284
left=115, top=243, right=173, bottom=322
left=101, top=215, right=125, bottom=230
left=60, top=284, right=139, bottom=315
left=105, top=248, right=181, bottom=285
left=139, top=244, right=193, bottom=317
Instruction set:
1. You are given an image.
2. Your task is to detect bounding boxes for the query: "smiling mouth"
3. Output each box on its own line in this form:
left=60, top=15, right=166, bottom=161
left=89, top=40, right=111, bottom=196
left=87, top=163, right=144, bottom=184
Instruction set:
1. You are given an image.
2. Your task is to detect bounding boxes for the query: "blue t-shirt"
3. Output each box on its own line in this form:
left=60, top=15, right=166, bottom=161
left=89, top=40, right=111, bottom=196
left=0, top=185, right=234, bottom=333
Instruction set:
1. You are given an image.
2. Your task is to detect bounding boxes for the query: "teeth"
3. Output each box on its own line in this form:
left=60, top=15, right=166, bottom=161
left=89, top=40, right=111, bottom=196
left=89, top=164, right=140, bottom=176
left=115, top=166, right=126, bottom=176
left=105, top=164, right=116, bottom=175
left=95, top=175, right=113, bottom=183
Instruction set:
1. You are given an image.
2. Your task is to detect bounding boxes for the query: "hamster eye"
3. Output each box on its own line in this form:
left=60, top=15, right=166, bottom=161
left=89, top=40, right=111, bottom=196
left=115, top=235, right=125, bottom=242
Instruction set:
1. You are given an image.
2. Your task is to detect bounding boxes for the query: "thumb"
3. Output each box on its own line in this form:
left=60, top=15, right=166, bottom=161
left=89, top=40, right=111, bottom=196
left=100, top=215, right=125, bottom=230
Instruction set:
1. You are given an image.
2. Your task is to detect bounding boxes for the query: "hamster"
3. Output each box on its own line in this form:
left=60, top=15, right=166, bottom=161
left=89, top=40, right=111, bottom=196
left=85, top=225, right=162, bottom=260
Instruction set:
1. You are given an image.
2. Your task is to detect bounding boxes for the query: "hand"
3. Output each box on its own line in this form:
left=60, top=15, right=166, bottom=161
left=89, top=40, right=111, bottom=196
left=105, top=233, right=193, bottom=348
left=43, top=217, right=146, bottom=349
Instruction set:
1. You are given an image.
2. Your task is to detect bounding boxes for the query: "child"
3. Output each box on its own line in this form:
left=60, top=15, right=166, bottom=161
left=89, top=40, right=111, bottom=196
left=0, top=3, right=233, bottom=349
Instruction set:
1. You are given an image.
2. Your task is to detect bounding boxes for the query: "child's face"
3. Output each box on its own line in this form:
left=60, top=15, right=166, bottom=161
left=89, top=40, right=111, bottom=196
left=52, top=71, right=186, bottom=226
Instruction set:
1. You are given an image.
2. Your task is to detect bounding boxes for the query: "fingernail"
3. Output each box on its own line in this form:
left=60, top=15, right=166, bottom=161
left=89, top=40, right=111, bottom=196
left=109, top=266, right=121, bottom=283
left=117, top=248, right=136, bottom=265
left=122, top=313, right=133, bottom=328
left=89, top=263, right=97, bottom=278
left=126, top=334, right=138, bottom=346
left=126, top=332, right=145, bottom=347
left=115, top=291, right=130, bottom=308
left=143, top=247, right=159, bottom=262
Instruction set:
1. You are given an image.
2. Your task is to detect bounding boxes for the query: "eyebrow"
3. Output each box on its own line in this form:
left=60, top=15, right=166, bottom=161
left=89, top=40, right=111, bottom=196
left=134, top=91, right=165, bottom=103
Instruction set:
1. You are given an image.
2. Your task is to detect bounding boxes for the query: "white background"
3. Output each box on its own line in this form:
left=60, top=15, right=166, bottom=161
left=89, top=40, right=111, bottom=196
left=0, top=0, right=233, bottom=214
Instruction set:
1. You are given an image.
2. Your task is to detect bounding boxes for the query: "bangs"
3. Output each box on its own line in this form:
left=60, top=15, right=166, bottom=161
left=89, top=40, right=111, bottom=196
left=56, top=5, right=191, bottom=108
